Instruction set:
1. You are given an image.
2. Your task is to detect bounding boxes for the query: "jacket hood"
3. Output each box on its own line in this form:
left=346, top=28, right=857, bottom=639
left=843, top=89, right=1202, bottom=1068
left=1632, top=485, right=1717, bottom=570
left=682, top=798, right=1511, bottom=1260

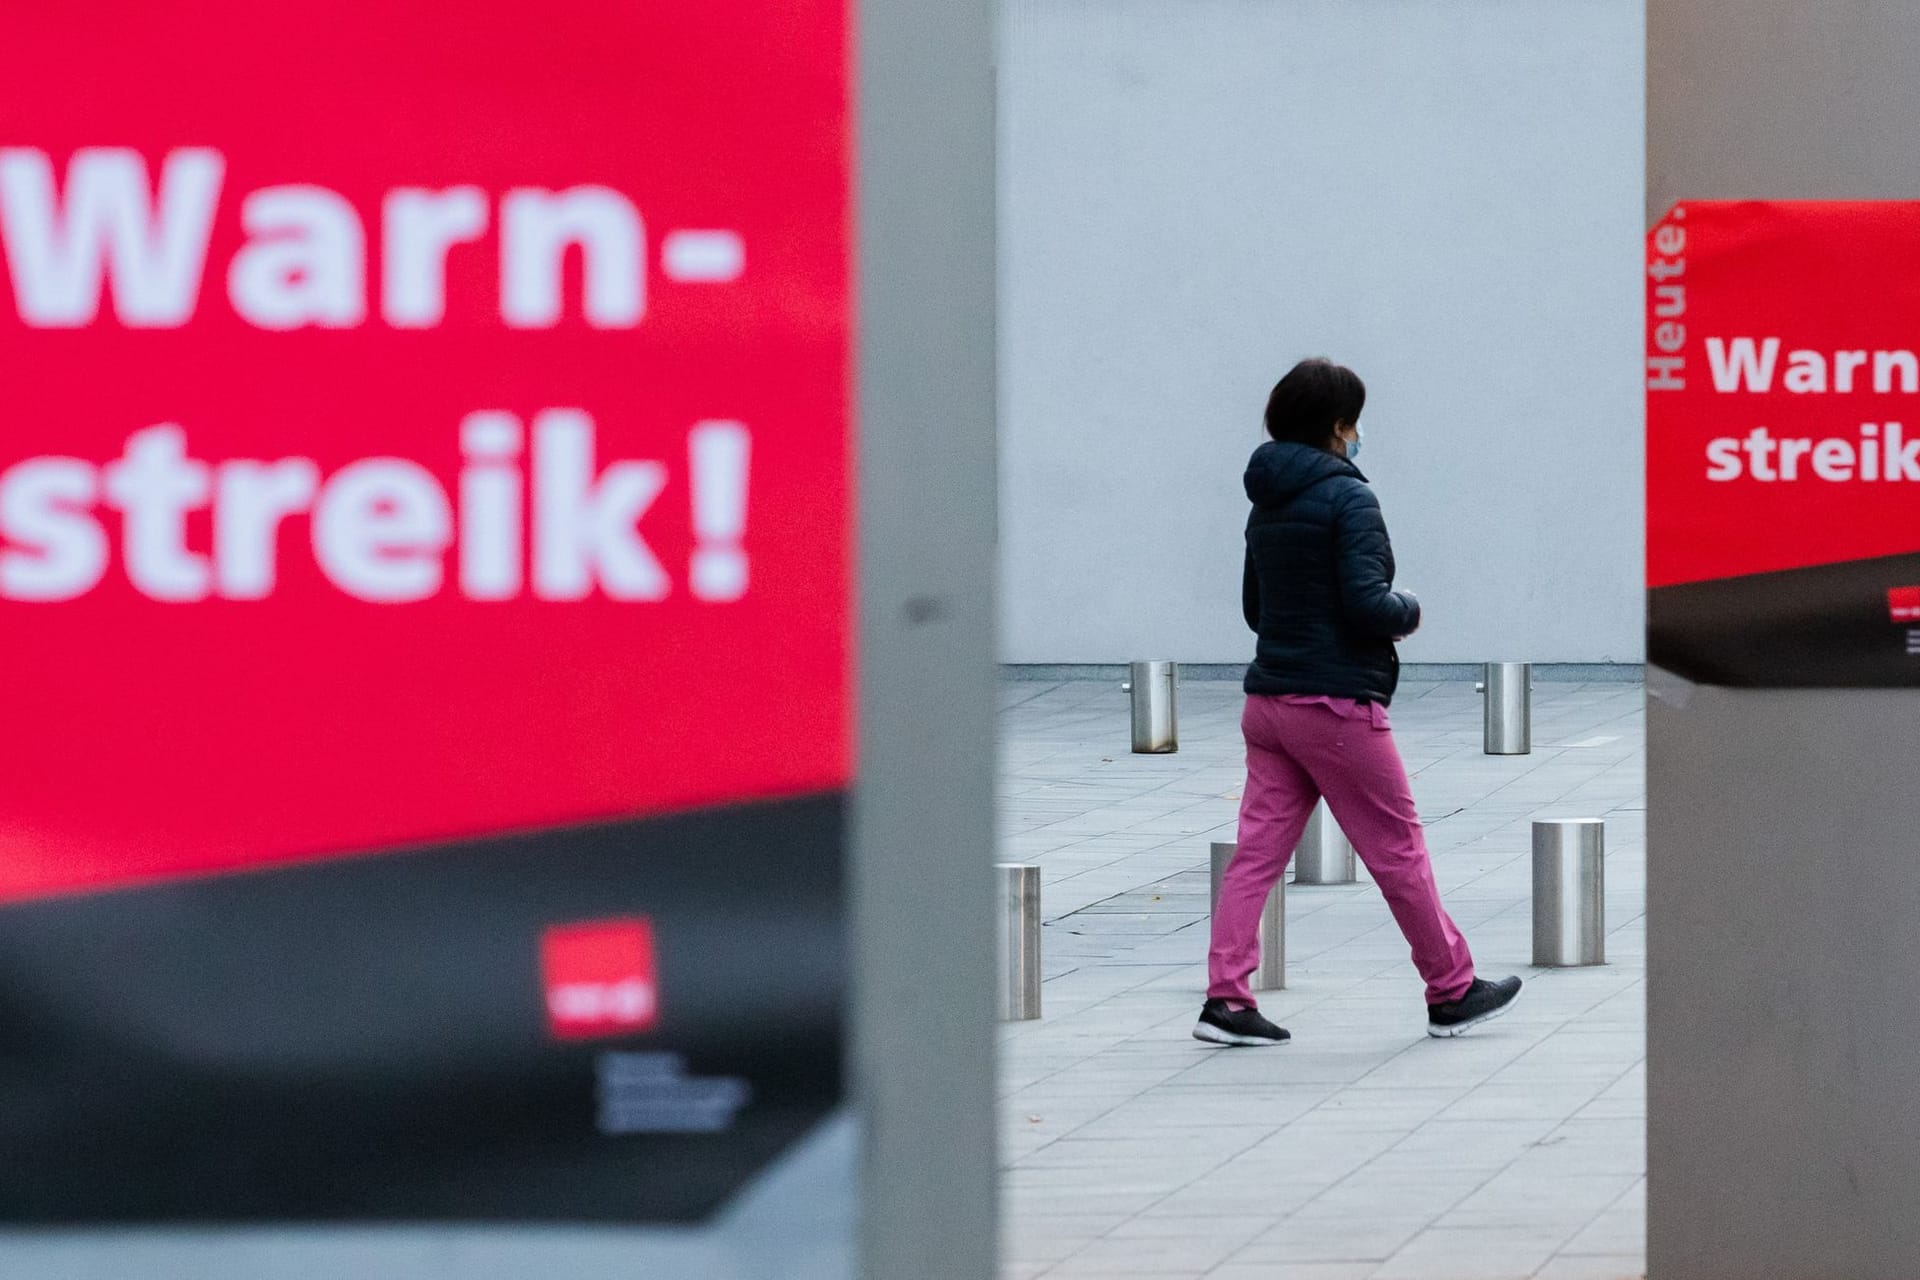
left=1244, top=441, right=1365, bottom=508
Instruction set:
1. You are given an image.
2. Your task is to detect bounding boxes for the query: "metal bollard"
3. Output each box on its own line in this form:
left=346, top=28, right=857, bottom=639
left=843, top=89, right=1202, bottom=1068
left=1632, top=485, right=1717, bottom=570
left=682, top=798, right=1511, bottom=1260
left=1532, top=819, right=1605, bottom=966
left=1126, top=660, right=1178, bottom=754
left=1291, top=799, right=1356, bottom=885
left=1210, top=842, right=1284, bottom=990
left=996, top=864, right=1042, bottom=1020
left=1480, top=661, right=1533, bottom=755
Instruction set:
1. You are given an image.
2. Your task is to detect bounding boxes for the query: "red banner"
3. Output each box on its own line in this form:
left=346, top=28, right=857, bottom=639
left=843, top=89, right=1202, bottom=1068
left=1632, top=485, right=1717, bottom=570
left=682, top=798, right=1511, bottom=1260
left=1649, top=201, right=1920, bottom=586
left=0, top=3, right=852, bottom=902
left=1648, top=201, right=1920, bottom=685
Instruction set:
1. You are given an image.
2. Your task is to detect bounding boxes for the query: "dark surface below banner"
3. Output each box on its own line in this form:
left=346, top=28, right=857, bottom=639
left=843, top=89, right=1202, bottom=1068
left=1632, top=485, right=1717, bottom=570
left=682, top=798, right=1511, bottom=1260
left=0, top=793, right=844, bottom=1224
left=1650, top=551, right=1920, bottom=687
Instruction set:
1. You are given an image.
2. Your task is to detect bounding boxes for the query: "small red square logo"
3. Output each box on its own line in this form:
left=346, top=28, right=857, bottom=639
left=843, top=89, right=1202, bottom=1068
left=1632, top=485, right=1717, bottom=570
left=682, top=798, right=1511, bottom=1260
left=1890, top=587, right=1920, bottom=623
left=541, top=919, right=658, bottom=1041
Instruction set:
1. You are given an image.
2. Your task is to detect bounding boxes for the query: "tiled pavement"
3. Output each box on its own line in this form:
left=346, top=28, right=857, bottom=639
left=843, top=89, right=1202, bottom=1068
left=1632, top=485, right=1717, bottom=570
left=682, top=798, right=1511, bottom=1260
left=997, top=677, right=1646, bottom=1280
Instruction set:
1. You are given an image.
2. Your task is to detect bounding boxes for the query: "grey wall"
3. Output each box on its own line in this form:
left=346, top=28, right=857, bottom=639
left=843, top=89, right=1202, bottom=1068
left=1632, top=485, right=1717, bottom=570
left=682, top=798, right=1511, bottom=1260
left=999, top=0, right=1645, bottom=665
left=856, top=0, right=999, bottom=1275
left=1648, top=0, right=1920, bottom=217
left=1649, top=683, right=1920, bottom=1279
left=1647, top=3, right=1920, bottom=1276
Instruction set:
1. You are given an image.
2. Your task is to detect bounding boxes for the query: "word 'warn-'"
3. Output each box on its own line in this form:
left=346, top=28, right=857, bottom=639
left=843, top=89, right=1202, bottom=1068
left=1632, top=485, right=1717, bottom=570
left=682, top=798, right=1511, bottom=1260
left=0, top=148, right=663, bottom=329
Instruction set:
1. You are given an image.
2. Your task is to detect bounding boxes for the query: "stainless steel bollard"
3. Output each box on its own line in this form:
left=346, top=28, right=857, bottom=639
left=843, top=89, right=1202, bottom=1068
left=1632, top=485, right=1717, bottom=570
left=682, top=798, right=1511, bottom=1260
left=1127, top=660, right=1178, bottom=754
left=996, top=864, right=1042, bottom=1020
left=1210, top=841, right=1284, bottom=990
left=1532, top=819, right=1605, bottom=966
left=1480, top=661, right=1533, bottom=755
left=1291, top=799, right=1356, bottom=885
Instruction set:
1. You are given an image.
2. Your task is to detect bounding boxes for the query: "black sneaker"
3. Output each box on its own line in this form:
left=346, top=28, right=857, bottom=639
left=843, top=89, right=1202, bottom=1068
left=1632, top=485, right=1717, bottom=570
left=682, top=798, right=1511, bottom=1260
left=1192, top=998, right=1290, bottom=1047
left=1426, top=976, right=1523, bottom=1038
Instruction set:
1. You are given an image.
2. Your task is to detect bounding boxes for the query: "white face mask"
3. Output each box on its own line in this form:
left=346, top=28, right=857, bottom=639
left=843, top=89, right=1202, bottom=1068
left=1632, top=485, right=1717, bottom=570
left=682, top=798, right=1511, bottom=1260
left=1344, top=424, right=1363, bottom=460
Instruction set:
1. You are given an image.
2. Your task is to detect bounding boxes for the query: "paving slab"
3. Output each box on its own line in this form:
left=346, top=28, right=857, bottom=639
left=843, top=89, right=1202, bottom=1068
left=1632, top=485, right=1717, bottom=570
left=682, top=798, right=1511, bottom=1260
left=998, top=677, right=1646, bottom=1280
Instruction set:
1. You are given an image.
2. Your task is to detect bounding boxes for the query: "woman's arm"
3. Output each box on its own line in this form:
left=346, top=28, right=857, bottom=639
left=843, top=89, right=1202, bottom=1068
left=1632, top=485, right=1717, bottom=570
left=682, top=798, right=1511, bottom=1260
left=1243, top=545, right=1260, bottom=632
left=1331, top=484, right=1421, bottom=640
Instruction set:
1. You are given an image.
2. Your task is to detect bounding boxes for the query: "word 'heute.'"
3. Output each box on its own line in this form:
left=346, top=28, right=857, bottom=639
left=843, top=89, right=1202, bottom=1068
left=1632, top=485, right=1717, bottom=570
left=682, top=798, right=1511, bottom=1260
left=0, top=148, right=660, bottom=329
left=0, top=414, right=752, bottom=604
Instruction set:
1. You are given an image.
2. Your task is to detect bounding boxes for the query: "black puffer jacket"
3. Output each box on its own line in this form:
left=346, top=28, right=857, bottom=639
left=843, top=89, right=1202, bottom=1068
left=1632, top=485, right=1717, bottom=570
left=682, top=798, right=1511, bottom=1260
left=1241, top=441, right=1421, bottom=704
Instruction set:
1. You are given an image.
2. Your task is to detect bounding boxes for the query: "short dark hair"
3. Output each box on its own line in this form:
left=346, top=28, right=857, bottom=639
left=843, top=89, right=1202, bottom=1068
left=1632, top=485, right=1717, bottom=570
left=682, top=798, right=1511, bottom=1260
left=1264, top=358, right=1366, bottom=446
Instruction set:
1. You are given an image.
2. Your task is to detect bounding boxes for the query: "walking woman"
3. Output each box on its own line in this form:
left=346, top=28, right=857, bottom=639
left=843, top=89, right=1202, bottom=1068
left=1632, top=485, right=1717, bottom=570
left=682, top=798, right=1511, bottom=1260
left=1195, top=358, right=1522, bottom=1047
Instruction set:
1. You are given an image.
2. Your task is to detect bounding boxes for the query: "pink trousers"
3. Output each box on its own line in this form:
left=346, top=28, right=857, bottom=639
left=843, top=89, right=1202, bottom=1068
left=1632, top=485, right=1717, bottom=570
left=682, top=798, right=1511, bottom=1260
left=1207, top=694, right=1475, bottom=1007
